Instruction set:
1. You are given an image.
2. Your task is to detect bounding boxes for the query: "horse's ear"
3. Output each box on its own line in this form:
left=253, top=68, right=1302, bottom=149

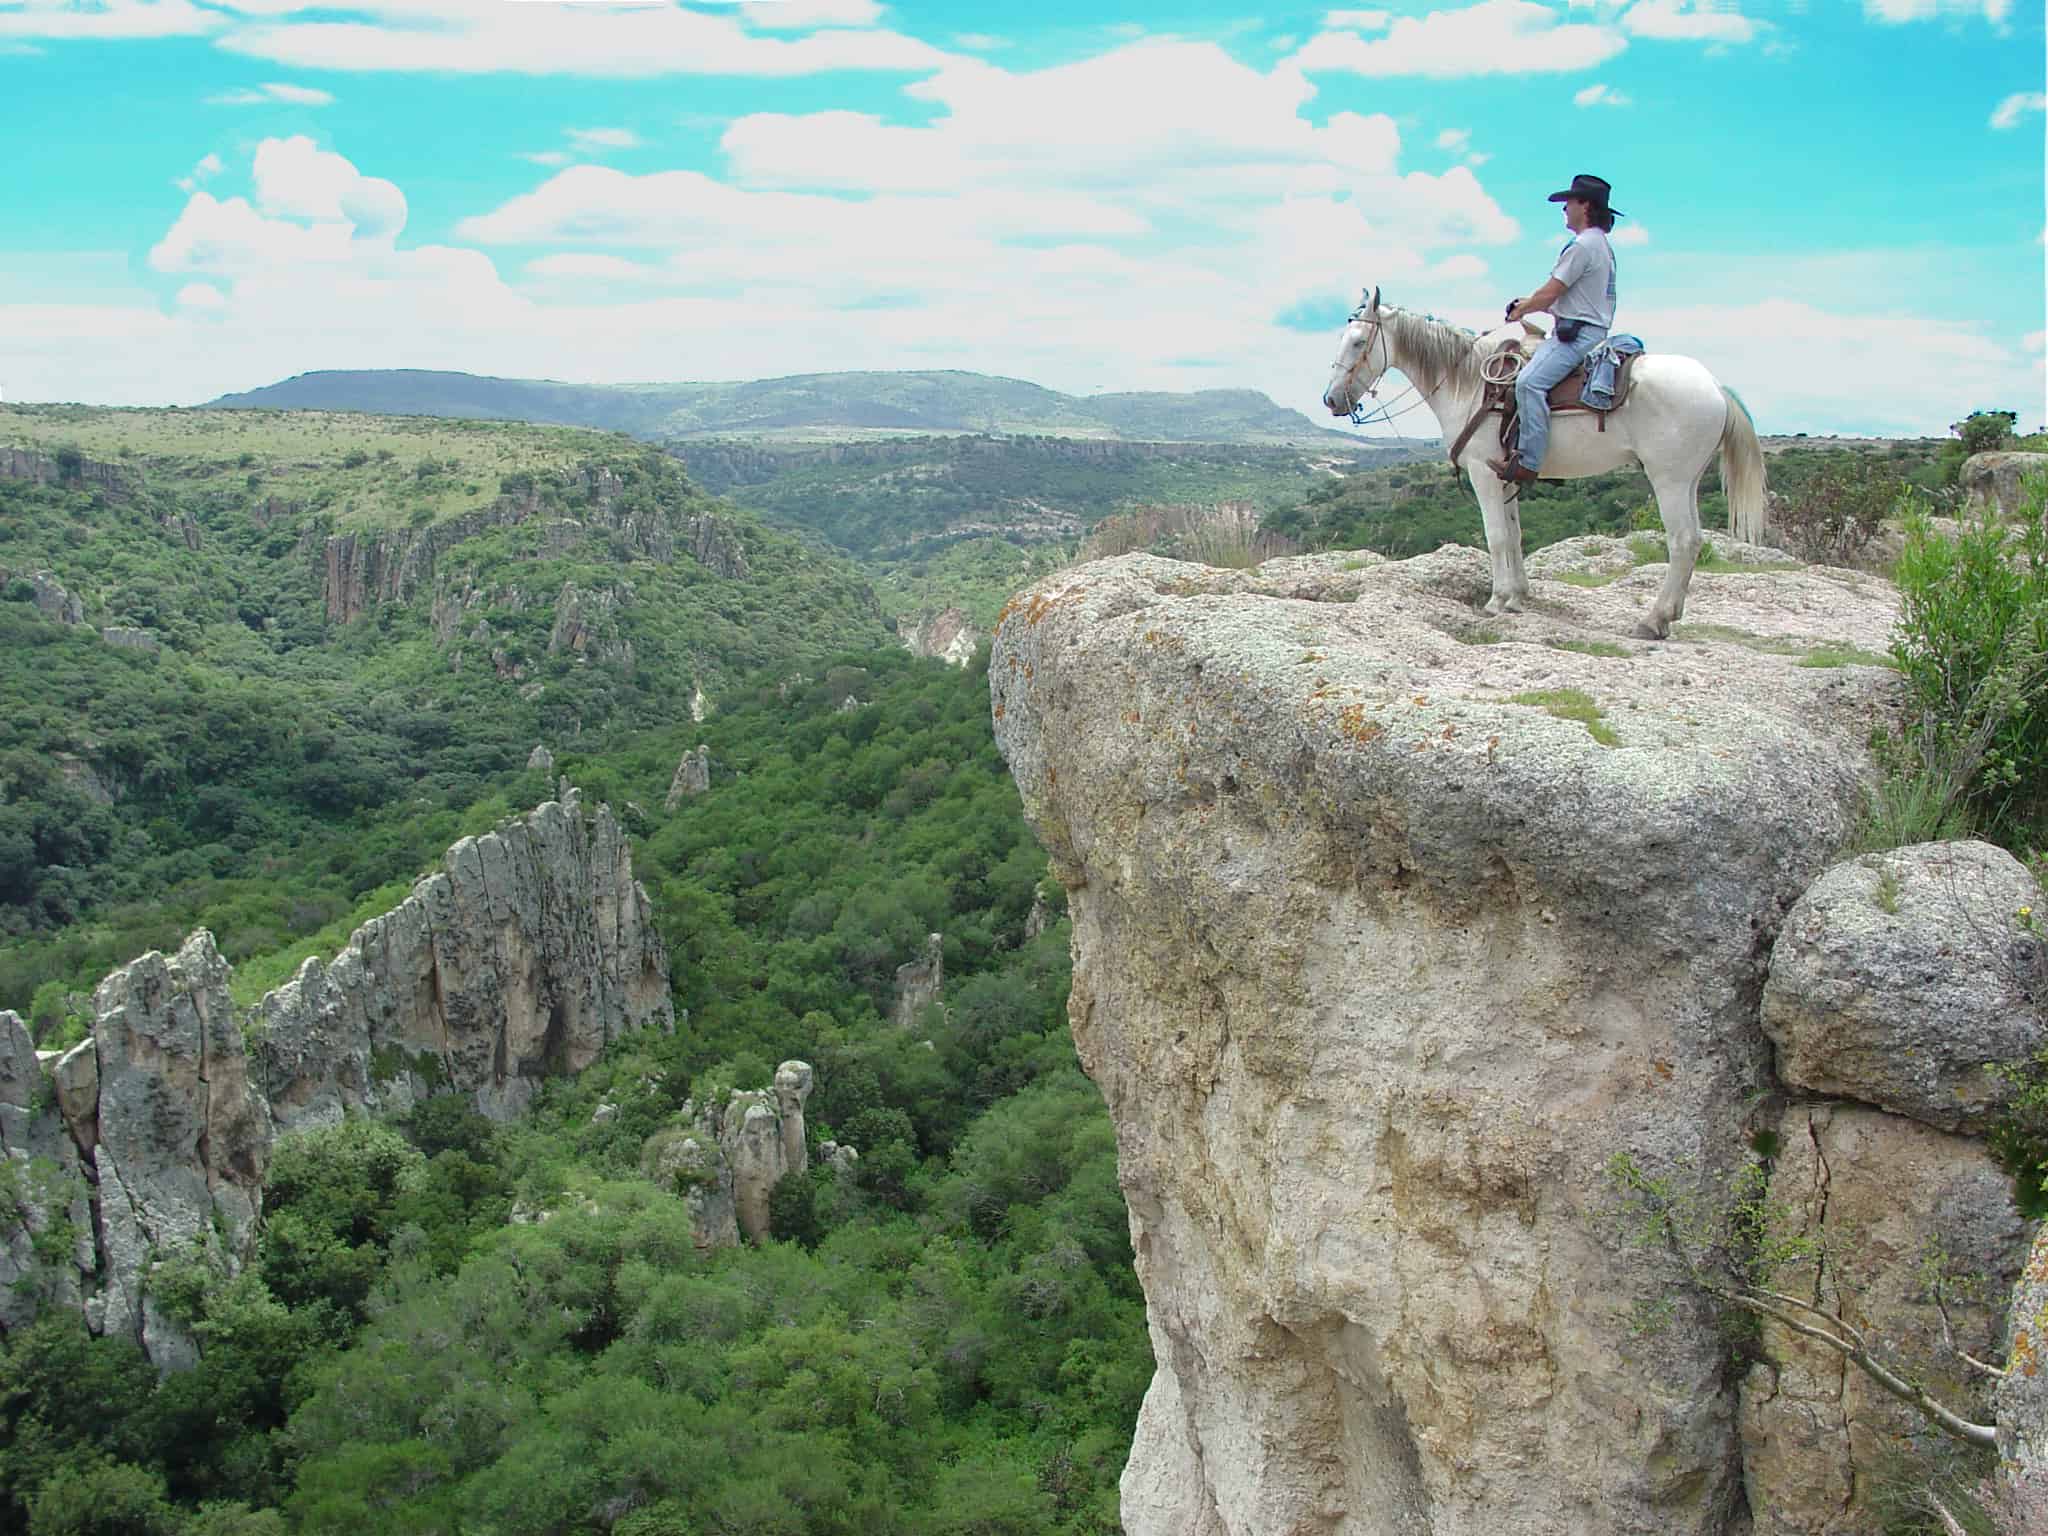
left=1370, top=285, right=1381, bottom=314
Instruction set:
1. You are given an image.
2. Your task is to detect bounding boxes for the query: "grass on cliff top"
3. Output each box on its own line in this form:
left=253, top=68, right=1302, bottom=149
left=1, top=403, right=638, bottom=532
left=1510, top=687, right=1621, bottom=747
left=1671, top=622, right=1894, bottom=669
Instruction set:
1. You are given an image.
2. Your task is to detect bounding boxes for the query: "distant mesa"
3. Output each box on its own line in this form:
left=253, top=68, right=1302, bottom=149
left=204, top=367, right=1377, bottom=448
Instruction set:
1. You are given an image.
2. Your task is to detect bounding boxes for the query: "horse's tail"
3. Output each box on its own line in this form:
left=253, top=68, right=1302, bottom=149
left=1720, top=387, right=1767, bottom=545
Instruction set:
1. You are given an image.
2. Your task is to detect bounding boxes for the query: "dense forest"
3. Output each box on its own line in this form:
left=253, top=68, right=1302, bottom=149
left=4, top=646, right=1140, bottom=1536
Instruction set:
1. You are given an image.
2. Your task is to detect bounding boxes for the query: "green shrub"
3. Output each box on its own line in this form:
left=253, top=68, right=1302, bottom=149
left=1890, top=484, right=2048, bottom=843
left=1954, top=410, right=2017, bottom=457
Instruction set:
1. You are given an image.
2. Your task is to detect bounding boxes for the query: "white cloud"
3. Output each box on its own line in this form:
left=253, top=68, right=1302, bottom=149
left=526, top=253, right=664, bottom=282
left=209, top=80, right=335, bottom=105
left=176, top=282, right=226, bottom=309
left=1862, top=0, right=2010, bottom=24
left=1324, top=8, right=1391, bottom=26
left=1436, top=127, right=1471, bottom=149
left=1574, top=82, right=1631, bottom=105
left=1620, top=0, right=1756, bottom=43
left=1629, top=297, right=2043, bottom=435
left=175, top=151, right=225, bottom=192
left=2025, top=330, right=2045, bottom=353
left=1293, top=0, right=1625, bottom=78
left=1611, top=223, right=1649, bottom=245
left=953, top=32, right=1006, bottom=49
left=214, top=0, right=951, bottom=78
left=520, top=150, right=573, bottom=167
left=1990, top=91, right=2046, bottom=129
left=0, top=0, right=220, bottom=39
left=739, top=0, right=882, bottom=28
left=567, top=126, right=642, bottom=151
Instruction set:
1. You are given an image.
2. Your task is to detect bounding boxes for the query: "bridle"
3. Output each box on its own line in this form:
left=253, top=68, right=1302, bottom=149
left=1336, top=289, right=1435, bottom=433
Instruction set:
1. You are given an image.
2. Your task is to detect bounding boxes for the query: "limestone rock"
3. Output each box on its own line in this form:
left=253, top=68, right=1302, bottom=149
left=1762, top=841, right=2045, bottom=1132
left=1997, top=1224, right=2048, bottom=1497
left=318, top=466, right=743, bottom=623
left=1960, top=451, right=2048, bottom=519
left=898, top=607, right=981, bottom=668
left=547, top=581, right=634, bottom=673
left=645, top=1061, right=812, bottom=1248
left=664, top=745, right=710, bottom=810
left=28, top=569, right=85, bottom=626
left=1740, top=1102, right=2026, bottom=1536
left=90, top=934, right=270, bottom=1368
left=252, top=796, right=673, bottom=1132
left=991, top=551, right=1901, bottom=1536
left=690, top=679, right=708, bottom=723
left=100, top=627, right=160, bottom=654
left=527, top=743, right=555, bottom=775
left=892, top=933, right=943, bottom=1030
left=0, top=1011, right=94, bottom=1334
left=53, top=751, right=121, bottom=805
left=1524, top=533, right=1640, bottom=581
left=51, top=1037, right=98, bottom=1157
left=643, top=1126, right=738, bottom=1249
left=1, top=446, right=133, bottom=500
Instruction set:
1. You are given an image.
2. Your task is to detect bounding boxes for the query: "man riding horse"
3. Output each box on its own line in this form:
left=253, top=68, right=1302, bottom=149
left=1491, top=173, right=1622, bottom=486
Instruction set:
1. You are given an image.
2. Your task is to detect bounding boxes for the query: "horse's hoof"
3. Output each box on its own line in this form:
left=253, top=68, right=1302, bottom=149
left=1631, top=620, right=1668, bottom=641
left=1502, top=595, right=1526, bottom=614
left=1483, top=595, right=1506, bottom=616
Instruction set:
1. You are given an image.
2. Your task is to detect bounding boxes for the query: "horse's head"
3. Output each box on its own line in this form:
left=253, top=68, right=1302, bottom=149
left=1322, top=285, right=1390, bottom=419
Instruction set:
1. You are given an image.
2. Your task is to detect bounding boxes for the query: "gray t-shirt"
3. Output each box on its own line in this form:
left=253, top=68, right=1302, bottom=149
left=1550, top=227, right=1616, bottom=329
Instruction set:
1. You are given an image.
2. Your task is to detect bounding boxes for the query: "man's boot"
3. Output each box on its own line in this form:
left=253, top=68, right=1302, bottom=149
left=1488, top=455, right=1539, bottom=485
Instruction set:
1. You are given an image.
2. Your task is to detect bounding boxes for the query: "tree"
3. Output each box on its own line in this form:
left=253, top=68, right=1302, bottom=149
left=1955, top=410, right=2018, bottom=457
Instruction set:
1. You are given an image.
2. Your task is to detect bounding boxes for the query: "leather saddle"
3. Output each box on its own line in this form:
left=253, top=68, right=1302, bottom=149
left=1449, top=334, right=1644, bottom=467
left=1488, top=335, right=1643, bottom=415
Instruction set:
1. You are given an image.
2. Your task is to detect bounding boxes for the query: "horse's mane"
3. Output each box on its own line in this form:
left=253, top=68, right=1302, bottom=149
left=1382, top=307, right=1483, bottom=395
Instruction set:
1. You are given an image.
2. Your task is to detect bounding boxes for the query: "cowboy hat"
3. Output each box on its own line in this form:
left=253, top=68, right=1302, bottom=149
left=1547, top=174, right=1623, bottom=217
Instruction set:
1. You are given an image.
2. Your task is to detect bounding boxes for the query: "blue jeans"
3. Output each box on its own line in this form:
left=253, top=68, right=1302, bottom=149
left=1514, top=324, right=1607, bottom=472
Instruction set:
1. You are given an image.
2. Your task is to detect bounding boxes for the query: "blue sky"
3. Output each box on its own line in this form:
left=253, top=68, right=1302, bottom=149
left=0, top=0, right=2040, bottom=435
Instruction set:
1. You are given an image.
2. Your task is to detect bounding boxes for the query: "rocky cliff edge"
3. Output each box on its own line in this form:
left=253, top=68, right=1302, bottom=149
left=992, top=544, right=1921, bottom=1536
left=0, top=791, right=672, bottom=1366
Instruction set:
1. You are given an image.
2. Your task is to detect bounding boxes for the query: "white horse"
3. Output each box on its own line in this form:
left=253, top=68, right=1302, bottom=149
left=1321, top=288, right=1767, bottom=639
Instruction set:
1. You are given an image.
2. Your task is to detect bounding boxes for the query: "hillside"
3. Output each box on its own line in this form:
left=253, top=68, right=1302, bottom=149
left=0, top=402, right=890, bottom=1008
left=207, top=367, right=1368, bottom=446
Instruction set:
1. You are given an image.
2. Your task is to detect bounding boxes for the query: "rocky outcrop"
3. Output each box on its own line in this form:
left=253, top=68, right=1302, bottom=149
left=1763, top=841, right=2043, bottom=1132
left=252, top=792, right=672, bottom=1131
left=0, top=446, right=135, bottom=501
left=664, top=746, right=710, bottom=810
left=992, top=549, right=1904, bottom=1536
left=1961, top=451, right=2048, bottom=519
left=87, top=934, right=270, bottom=1370
left=0, top=1011, right=94, bottom=1336
left=642, top=1060, right=813, bottom=1249
left=53, top=751, right=123, bottom=805
left=0, top=793, right=671, bottom=1363
left=892, top=933, right=944, bottom=1030
left=18, top=568, right=86, bottom=626
left=527, top=744, right=555, bottom=775
left=319, top=466, right=747, bottom=623
left=1739, top=1103, right=2025, bottom=1535
left=546, top=581, right=635, bottom=674
left=100, top=626, right=160, bottom=654
left=1998, top=1227, right=2048, bottom=1496
left=898, top=607, right=982, bottom=668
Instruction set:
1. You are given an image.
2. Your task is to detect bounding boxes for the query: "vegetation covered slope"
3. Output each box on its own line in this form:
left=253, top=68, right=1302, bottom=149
left=0, top=403, right=888, bottom=1020
left=1, top=648, right=1146, bottom=1536
left=208, top=367, right=1364, bottom=446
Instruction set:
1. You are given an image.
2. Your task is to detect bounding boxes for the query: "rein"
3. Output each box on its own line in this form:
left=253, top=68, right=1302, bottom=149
left=1338, top=308, right=1440, bottom=437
